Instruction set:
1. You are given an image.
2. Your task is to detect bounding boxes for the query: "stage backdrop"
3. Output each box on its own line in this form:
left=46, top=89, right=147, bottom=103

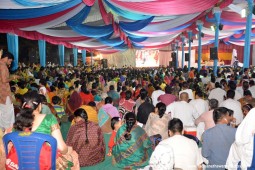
left=102, top=49, right=196, bottom=68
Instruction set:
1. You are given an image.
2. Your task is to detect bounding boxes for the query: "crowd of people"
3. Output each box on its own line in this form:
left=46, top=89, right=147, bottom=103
left=0, top=50, right=255, bottom=169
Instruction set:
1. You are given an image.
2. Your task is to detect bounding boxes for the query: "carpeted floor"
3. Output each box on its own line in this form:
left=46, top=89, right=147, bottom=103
left=60, top=122, right=121, bottom=170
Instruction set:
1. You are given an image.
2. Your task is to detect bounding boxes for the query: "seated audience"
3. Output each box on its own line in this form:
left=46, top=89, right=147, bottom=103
left=98, top=97, right=120, bottom=133
left=202, top=107, right=236, bottom=169
left=66, top=108, right=105, bottom=167
left=107, top=117, right=122, bottom=156
left=144, top=102, right=171, bottom=139
left=226, top=108, right=255, bottom=169
left=112, top=112, right=153, bottom=169
left=242, top=103, right=253, bottom=117
left=149, top=118, right=203, bottom=170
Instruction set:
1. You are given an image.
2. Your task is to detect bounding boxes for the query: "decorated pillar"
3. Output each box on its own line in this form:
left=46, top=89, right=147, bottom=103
left=58, top=45, right=65, bottom=66
left=38, top=40, right=46, bottom=67
left=187, top=30, right=193, bottom=71
left=196, top=20, right=203, bottom=72
left=73, top=48, right=78, bottom=67
left=213, top=7, right=221, bottom=76
left=7, top=33, right=19, bottom=70
left=243, top=0, right=254, bottom=68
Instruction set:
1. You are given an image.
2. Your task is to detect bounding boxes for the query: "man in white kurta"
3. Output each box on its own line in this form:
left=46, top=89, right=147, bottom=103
left=226, top=108, right=255, bottom=169
left=149, top=118, right=203, bottom=170
left=208, top=82, right=226, bottom=104
left=167, top=92, right=198, bottom=126
left=151, top=86, right=165, bottom=107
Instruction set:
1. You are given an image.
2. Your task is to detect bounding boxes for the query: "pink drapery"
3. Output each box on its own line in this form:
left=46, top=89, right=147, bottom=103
left=98, top=0, right=110, bottom=25
left=0, top=28, right=95, bottom=51
left=108, top=0, right=219, bottom=15
left=82, top=0, right=96, bottom=6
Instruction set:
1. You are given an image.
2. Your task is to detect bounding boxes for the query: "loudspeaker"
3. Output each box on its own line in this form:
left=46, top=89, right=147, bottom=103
left=70, top=54, right=74, bottom=63
left=101, top=59, right=108, bottom=68
left=185, top=53, right=189, bottom=61
left=210, top=47, right=218, bottom=60
left=171, top=52, right=176, bottom=62
left=219, top=24, right=224, bottom=31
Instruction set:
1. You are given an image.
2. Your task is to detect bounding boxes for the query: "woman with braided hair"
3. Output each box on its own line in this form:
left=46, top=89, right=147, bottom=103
left=66, top=108, right=105, bottom=167
left=112, top=112, right=153, bottom=169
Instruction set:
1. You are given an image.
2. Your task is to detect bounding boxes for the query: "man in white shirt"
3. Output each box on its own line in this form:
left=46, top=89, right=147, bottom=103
left=190, top=91, right=209, bottom=116
left=150, top=118, right=203, bottom=170
left=179, top=82, right=194, bottom=100
left=208, top=82, right=226, bottom=104
left=228, top=81, right=242, bottom=101
left=220, top=90, right=243, bottom=125
left=167, top=92, right=198, bottom=126
left=201, top=73, right=211, bottom=85
left=151, top=85, right=165, bottom=106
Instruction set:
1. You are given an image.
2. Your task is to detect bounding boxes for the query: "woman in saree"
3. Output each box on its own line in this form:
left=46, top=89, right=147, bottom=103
left=21, top=91, right=79, bottom=170
left=65, top=87, right=82, bottom=116
left=66, top=108, right=105, bottom=167
left=112, top=112, right=153, bottom=169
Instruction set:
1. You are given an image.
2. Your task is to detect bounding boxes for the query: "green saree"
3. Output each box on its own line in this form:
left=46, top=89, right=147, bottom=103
left=112, top=124, right=153, bottom=169
left=34, top=114, right=59, bottom=134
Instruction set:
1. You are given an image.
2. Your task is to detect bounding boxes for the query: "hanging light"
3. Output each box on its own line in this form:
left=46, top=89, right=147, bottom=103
left=241, top=8, right=246, bottom=18
left=211, top=25, right=215, bottom=32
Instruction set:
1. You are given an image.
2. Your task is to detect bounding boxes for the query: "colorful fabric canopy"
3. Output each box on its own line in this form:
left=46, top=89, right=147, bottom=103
left=0, top=0, right=253, bottom=53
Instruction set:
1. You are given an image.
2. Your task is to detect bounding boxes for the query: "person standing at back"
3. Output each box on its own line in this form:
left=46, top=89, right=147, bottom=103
left=0, top=51, right=20, bottom=132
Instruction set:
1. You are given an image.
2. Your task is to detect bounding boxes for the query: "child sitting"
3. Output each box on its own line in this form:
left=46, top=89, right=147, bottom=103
left=52, top=96, right=65, bottom=119
left=107, top=117, right=122, bottom=156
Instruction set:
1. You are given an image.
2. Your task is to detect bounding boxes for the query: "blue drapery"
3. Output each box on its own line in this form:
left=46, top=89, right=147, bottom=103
left=38, top=40, right=46, bottom=67
left=73, top=48, right=78, bottom=66
left=0, top=0, right=81, bottom=19
left=13, top=0, right=65, bottom=7
left=69, top=24, right=113, bottom=38
left=128, top=35, right=147, bottom=42
left=220, top=19, right=255, bottom=26
left=66, top=6, right=91, bottom=26
left=58, top=45, right=65, bottom=66
left=104, top=0, right=152, bottom=20
left=119, top=16, right=154, bottom=32
left=82, top=50, right=86, bottom=65
left=98, top=37, right=124, bottom=47
left=111, top=43, right=128, bottom=51
left=7, top=33, right=19, bottom=71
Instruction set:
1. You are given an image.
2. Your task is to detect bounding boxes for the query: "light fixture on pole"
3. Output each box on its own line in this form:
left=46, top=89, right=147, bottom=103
left=211, top=25, right=216, bottom=32
left=241, top=8, right=246, bottom=18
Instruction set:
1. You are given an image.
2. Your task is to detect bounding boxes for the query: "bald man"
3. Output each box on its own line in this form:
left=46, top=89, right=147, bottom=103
left=166, top=92, right=199, bottom=126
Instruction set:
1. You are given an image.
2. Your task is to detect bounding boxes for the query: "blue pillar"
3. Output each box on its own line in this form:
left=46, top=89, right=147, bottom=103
left=7, top=33, right=19, bottom=70
left=243, top=0, right=254, bottom=68
left=82, top=50, right=86, bottom=65
left=38, top=40, right=46, bottom=67
left=187, top=30, right=193, bottom=71
left=175, top=41, right=179, bottom=68
left=213, top=7, right=221, bottom=76
left=73, top=48, right=78, bottom=67
left=196, top=21, right=203, bottom=72
left=58, top=45, right=65, bottom=66
left=181, top=35, right=185, bottom=68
